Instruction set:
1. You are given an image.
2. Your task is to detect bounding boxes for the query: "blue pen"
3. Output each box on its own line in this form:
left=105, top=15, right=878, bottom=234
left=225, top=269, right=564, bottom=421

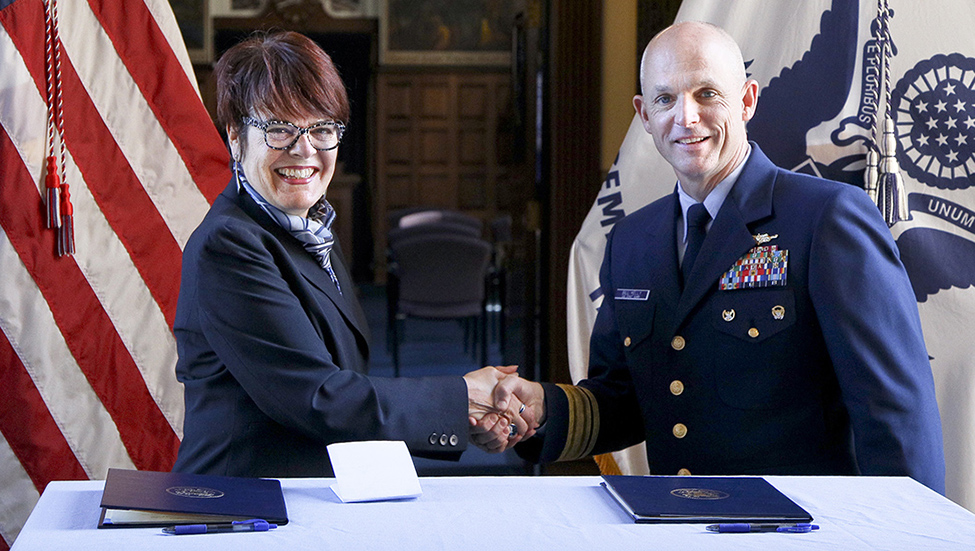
left=706, top=523, right=819, bottom=533
left=162, top=519, right=277, bottom=535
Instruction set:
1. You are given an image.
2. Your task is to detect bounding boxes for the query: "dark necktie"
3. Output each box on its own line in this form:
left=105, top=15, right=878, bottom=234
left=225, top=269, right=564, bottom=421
left=681, top=203, right=711, bottom=286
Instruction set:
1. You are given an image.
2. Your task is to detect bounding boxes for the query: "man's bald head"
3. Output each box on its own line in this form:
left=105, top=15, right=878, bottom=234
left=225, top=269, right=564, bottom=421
left=639, top=21, right=748, bottom=96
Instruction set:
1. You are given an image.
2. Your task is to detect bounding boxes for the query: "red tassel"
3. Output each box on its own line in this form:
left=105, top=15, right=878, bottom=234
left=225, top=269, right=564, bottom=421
left=45, top=155, right=61, bottom=228
left=58, top=183, right=74, bottom=256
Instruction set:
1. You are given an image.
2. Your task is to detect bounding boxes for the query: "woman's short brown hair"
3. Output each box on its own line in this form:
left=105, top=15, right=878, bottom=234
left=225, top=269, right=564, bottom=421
left=215, top=31, right=350, bottom=139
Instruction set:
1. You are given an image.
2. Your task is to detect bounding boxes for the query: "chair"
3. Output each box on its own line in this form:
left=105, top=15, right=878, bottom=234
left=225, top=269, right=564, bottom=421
left=387, top=230, right=493, bottom=377
left=385, top=218, right=484, bottom=354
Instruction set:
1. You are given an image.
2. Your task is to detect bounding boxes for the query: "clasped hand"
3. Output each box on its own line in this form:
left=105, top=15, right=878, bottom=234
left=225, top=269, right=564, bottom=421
left=463, top=365, right=545, bottom=453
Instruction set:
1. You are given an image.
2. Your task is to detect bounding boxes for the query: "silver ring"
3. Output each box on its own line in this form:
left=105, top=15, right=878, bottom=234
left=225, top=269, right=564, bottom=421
left=508, top=423, right=517, bottom=438
left=519, top=403, right=526, bottom=414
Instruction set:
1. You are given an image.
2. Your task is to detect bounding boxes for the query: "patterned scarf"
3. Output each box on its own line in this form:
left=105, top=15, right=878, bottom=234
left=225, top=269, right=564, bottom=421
left=235, top=162, right=342, bottom=294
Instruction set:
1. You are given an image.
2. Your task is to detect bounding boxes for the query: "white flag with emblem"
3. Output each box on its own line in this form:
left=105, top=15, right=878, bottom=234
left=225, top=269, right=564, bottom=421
left=567, top=0, right=975, bottom=511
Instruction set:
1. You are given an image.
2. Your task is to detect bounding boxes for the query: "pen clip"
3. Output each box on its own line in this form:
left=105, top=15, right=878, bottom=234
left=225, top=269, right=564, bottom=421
left=233, top=519, right=276, bottom=531
left=777, top=523, right=819, bottom=533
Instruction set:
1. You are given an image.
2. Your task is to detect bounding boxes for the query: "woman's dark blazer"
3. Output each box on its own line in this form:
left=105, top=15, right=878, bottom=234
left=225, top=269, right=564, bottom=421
left=172, top=181, right=468, bottom=477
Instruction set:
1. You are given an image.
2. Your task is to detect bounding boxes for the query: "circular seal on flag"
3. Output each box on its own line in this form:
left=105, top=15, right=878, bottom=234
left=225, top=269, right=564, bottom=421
left=166, top=486, right=225, bottom=499
left=891, top=53, right=975, bottom=191
left=670, top=488, right=730, bottom=500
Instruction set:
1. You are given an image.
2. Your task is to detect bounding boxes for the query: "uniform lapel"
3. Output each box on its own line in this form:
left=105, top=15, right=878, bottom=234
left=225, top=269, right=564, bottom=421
left=673, top=144, right=777, bottom=329
left=643, top=191, right=682, bottom=314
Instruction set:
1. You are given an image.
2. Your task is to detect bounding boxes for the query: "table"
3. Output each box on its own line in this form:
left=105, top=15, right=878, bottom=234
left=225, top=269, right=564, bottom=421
left=12, top=476, right=975, bottom=550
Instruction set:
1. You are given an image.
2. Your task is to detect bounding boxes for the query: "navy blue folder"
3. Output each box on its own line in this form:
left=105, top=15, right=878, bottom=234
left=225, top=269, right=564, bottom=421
left=97, top=468, right=288, bottom=528
left=601, top=475, right=813, bottom=524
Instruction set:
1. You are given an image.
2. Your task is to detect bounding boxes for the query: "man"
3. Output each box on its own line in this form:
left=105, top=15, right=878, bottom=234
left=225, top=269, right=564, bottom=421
left=486, top=21, right=946, bottom=492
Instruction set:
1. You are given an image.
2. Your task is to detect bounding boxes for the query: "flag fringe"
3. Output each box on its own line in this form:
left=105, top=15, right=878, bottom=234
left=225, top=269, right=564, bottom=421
left=594, top=453, right=623, bottom=476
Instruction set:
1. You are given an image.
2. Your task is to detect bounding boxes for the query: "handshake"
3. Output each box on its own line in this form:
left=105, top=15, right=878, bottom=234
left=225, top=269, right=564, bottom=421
left=463, top=365, right=545, bottom=453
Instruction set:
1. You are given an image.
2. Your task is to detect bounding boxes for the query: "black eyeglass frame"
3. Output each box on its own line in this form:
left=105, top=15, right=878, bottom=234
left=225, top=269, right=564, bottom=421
left=242, top=116, right=346, bottom=151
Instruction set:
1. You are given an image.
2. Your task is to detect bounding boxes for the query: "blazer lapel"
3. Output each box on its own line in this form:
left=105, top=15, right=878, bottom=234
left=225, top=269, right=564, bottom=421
left=291, top=240, right=370, bottom=343
left=673, top=144, right=778, bottom=328
left=323, top=239, right=371, bottom=345
left=233, top=184, right=371, bottom=348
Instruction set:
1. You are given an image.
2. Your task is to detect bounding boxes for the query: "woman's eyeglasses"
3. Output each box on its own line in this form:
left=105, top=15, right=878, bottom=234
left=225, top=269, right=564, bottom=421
left=243, top=117, right=345, bottom=151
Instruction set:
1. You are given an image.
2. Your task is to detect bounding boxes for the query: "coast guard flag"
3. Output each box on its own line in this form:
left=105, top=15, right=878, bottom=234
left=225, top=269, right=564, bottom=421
left=568, top=0, right=975, bottom=511
left=0, top=0, right=229, bottom=546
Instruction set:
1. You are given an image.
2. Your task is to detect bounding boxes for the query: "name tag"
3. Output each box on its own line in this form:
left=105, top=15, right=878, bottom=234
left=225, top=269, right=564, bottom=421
left=615, top=289, right=650, bottom=301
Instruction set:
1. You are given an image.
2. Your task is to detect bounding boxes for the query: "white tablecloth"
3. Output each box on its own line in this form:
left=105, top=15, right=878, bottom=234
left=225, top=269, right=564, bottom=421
left=12, top=475, right=975, bottom=550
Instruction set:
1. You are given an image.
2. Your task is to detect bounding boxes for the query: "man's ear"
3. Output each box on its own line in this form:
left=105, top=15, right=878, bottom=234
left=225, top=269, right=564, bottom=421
left=633, top=95, right=652, bottom=135
left=741, top=79, right=759, bottom=122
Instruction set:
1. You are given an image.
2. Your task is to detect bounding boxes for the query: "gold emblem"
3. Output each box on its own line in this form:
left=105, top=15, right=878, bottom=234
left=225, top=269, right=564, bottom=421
left=722, top=309, right=735, bottom=322
left=753, top=233, right=779, bottom=244
left=670, top=488, right=730, bottom=500
left=772, top=305, right=785, bottom=320
left=166, top=486, right=224, bottom=499
left=748, top=327, right=760, bottom=338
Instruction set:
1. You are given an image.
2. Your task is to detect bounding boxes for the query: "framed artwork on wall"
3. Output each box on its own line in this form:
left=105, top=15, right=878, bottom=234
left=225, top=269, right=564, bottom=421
left=170, top=0, right=212, bottom=63
left=380, top=0, right=513, bottom=66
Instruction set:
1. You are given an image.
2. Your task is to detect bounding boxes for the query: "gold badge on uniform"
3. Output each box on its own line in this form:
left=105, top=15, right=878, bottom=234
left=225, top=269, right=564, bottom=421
left=772, top=305, right=786, bottom=320
left=722, top=309, right=735, bottom=322
left=753, top=233, right=779, bottom=245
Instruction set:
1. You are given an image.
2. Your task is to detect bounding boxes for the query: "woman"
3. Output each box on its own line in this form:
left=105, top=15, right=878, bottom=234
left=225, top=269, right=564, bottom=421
left=172, top=31, right=528, bottom=477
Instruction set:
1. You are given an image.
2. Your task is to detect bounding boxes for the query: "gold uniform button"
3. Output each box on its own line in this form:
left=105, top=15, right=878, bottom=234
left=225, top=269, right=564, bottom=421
left=671, top=336, right=686, bottom=350
left=672, top=423, right=687, bottom=439
left=748, top=327, right=760, bottom=338
left=669, top=380, right=684, bottom=396
left=624, top=336, right=632, bottom=347
left=677, top=468, right=692, bottom=476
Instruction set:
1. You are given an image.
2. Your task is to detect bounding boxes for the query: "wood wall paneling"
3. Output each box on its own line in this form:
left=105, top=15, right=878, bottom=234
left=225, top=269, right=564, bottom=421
left=374, top=71, right=515, bottom=281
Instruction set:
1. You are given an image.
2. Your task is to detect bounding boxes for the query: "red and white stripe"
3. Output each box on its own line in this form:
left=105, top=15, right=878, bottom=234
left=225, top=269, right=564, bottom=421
left=0, top=0, right=229, bottom=546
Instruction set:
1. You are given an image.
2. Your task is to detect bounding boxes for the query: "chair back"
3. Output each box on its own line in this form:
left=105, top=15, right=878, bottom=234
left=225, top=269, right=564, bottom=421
left=388, top=206, right=435, bottom=229
left=390, top=208, right=483, bottom=235
left=387, top=220, right=481, bottom=249
left=391, top=232, right=492, bottom=319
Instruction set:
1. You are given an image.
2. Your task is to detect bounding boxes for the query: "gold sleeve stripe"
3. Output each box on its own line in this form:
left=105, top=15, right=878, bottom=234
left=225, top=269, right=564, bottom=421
left=555, top=384, right=599, bottom=462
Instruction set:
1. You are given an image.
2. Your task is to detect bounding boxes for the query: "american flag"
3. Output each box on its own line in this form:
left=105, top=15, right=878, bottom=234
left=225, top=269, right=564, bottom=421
left=0, top=0, right=228, bottom=546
